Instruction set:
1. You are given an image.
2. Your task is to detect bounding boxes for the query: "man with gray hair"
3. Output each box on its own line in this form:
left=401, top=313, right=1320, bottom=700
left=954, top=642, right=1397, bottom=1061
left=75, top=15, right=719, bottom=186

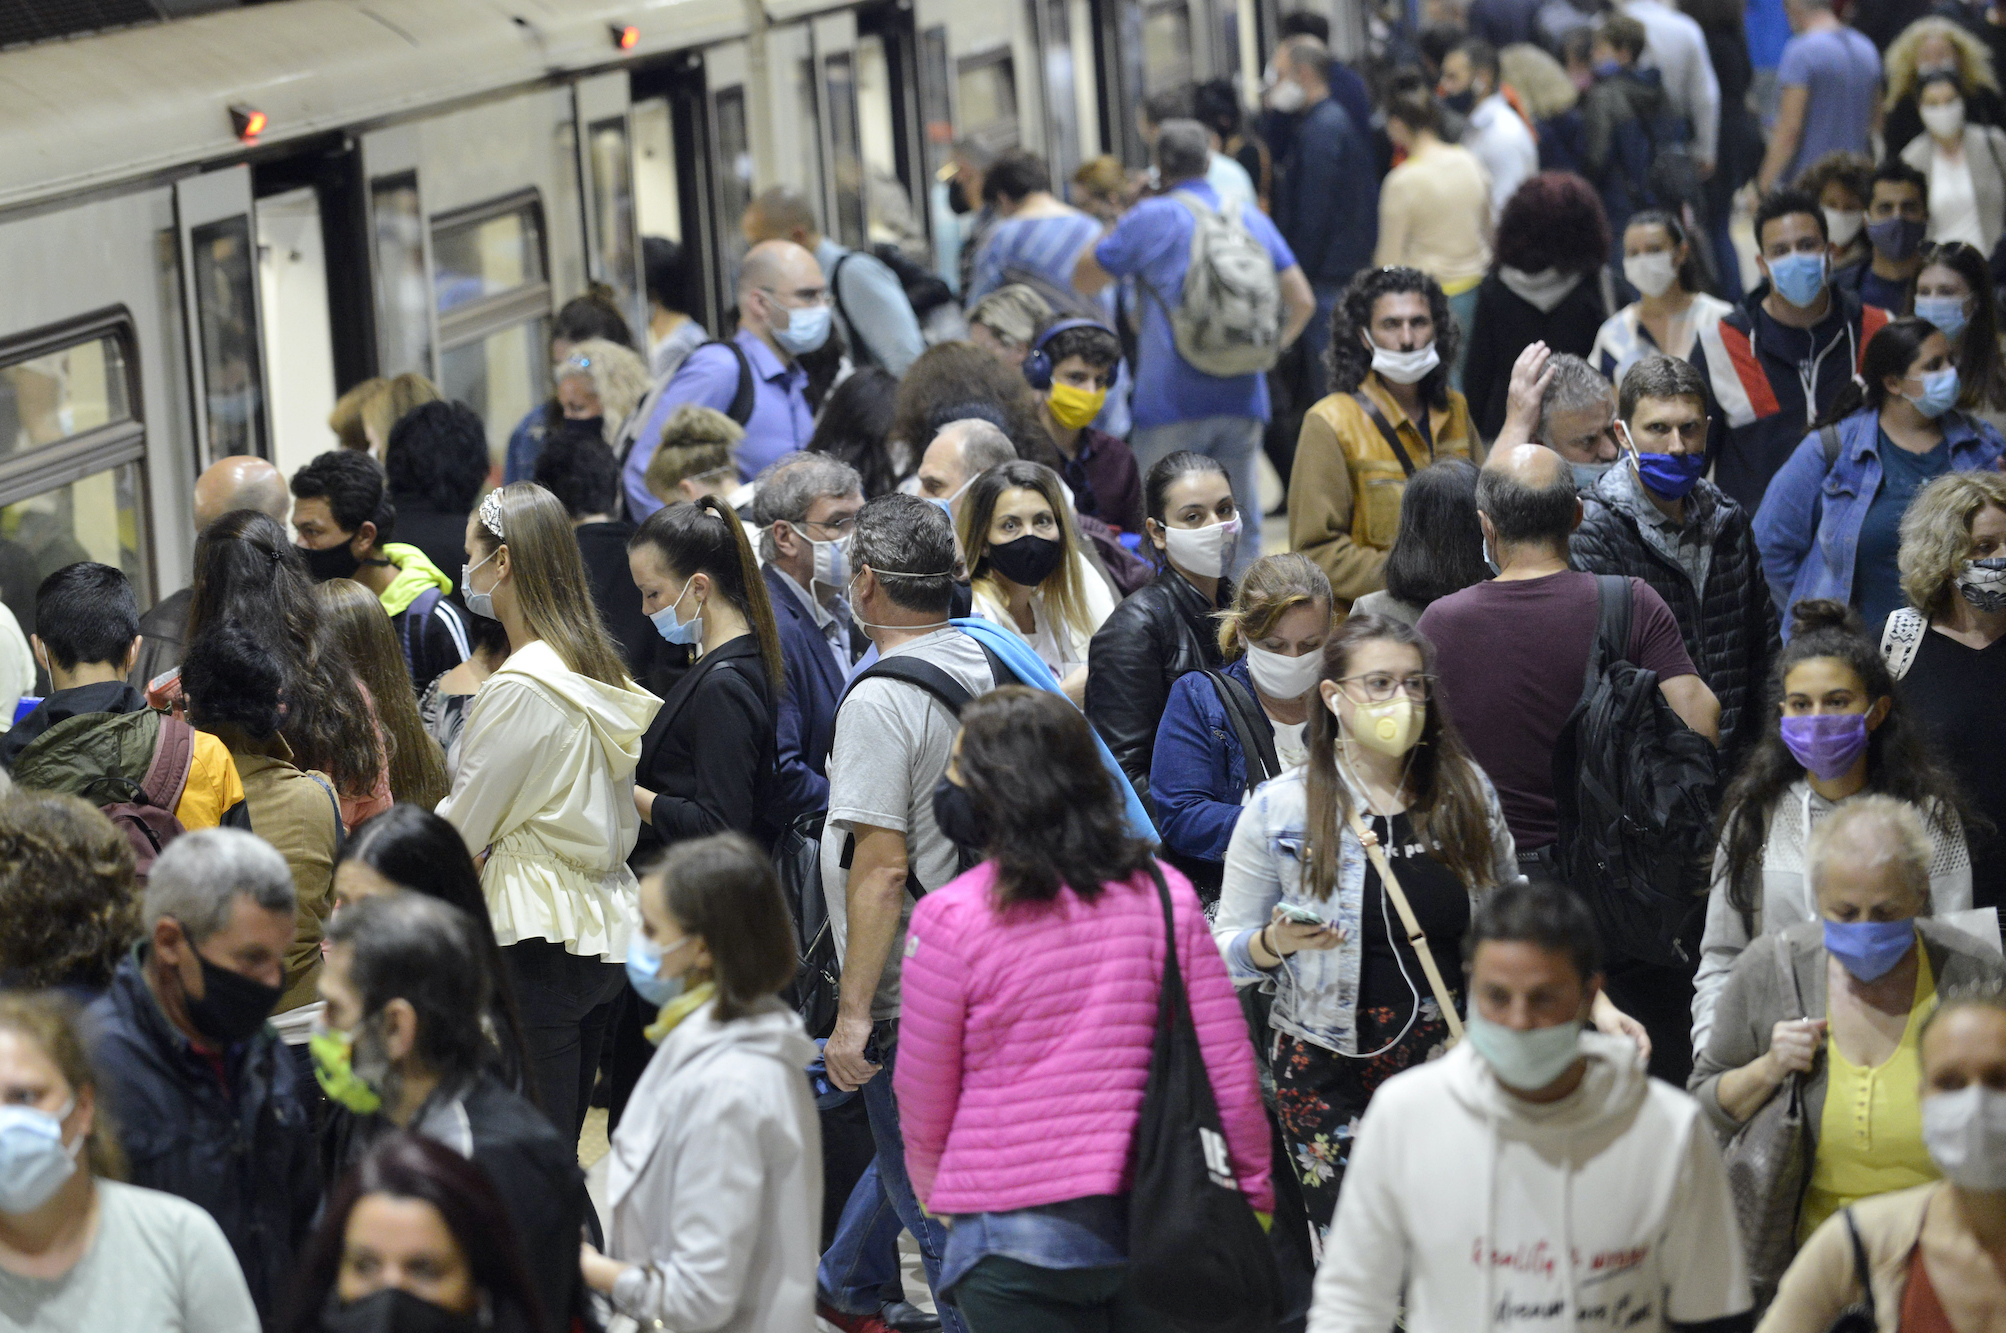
left=86, top=828, right=318, bottom=1321
left=1535, top=353, right=1622, bottom=490
left=752, top=451, right=867, bottom=812
left=916, top=418, right=1019, bottom=520
left=1076, top=118, right=1315, bottom=576
left=1573, top=352, right=1778, bottom=768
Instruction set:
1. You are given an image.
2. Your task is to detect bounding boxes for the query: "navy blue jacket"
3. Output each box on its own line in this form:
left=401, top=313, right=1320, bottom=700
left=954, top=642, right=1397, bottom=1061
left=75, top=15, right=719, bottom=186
left=85, top=948, right=319, bottom=1320
left=1273, top=96, right=1378, bottom=288
left=1152, top=656, right=1261, bottom=867
left=765, top=564, right=847, bottom=816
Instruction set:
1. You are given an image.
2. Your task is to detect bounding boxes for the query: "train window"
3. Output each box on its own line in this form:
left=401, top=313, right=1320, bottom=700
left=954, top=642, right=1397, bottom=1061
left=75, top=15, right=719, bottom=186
left=371, top=173, right=434, bottom=379
left=0, top=314, right=149, bottom=635
left=432, top=194, right=554, bottom=467
left=190, top=217, right=268, bottom=461
left=918, top=26, right=953, bottom=181
left=713, top=88, right=754, bottom=264
left=824, top=51, right=868, bottom=249
left=956, top=50, right=1020, bottom=151
left=587, top=117, right=641, bottom=318
left=1144, top=0, right=1194, bottom=91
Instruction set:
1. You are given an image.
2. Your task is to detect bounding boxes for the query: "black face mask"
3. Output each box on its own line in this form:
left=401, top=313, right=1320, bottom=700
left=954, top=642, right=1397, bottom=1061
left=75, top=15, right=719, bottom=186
left=984, top=534, right=1065, bottom=588
left=1442, top=89, right=1476, bottom=115
left=183, top=949, right=283, bottom=1047
left=299, top=537, right=363, bottom=583
left=321, top=1288, right=484, bottom=1333
left=947, top=177, right=972, bottom=215
left=932, top=776, right=989, bottom=853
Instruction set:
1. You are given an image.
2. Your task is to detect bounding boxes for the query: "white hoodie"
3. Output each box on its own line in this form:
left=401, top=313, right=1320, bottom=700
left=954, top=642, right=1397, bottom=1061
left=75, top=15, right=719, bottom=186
left=607, top=996, right=822, bottom=1333
left=1309, top=1031, right=1750, bottom=1333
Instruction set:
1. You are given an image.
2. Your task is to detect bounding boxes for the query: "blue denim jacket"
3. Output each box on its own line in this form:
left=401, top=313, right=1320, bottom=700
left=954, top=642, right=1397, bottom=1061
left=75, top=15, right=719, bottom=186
left=1152, top=656, right=1257, bottom=866
left=1212, top=768, right=1522, bottom=1054
left=1752, top=407, right=2004, bottom=631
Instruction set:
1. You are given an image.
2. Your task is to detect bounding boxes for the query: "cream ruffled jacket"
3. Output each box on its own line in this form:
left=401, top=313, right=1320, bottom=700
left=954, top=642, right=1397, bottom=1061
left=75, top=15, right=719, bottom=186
left=437, top=639, right=661, bottom=960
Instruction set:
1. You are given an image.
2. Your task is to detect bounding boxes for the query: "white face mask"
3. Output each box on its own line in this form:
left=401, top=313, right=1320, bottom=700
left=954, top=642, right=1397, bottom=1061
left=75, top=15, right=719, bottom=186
left=1267, top=77, right=1306, bottom=112
left=1923, top=1084, right=2006, bottom=1190
left=1245, top=644, right=1324, bottom=700
left=1822, top=207, right=1865, bottom=247
left=1623, top=250, right=1679, bottom=299
left=1161, top=517, right=1241, bottom=579
left=1370, top=341, right=1441, bottom=386
left=1923, top=99, right=1968, bottom=141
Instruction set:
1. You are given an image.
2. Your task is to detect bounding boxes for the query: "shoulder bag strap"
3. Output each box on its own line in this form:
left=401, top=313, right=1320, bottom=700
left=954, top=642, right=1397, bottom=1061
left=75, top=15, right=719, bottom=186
left=1773, top=931, right=1802, bottom=1022
left=1202, top=669, right=1281, bottom=789
left=143, top=715, right=195, bottom=814
left=830, top=252, right=862, bottom=361
left=306, top=770, right=349, bottom=855
left=1145, top=858, right=1186, bottom=1031
left=1351, top=392, right=1418, bottom=478
left=1342, top=804, right=1465, bottom=1042
left=1843, top=1208, right=1875, bottom=1311
left=1820, top=423, right=1844, bottom=472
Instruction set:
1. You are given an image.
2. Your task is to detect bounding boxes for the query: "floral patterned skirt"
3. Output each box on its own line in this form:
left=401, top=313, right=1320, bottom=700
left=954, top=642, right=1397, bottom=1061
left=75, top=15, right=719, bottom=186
left=1273, top=997, right=1453, bottom=1255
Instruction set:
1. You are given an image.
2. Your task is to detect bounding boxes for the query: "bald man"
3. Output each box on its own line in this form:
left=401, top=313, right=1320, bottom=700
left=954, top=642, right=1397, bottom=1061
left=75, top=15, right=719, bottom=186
left=915, top=419, right=1018, bottom=520
left=1416, top=438, right=1717, bottom=1083
left=131, top=456, right=290, bottom=689
left=624, top=240, right=826, bottom=519
left=744, top=186, right=924, bottom=377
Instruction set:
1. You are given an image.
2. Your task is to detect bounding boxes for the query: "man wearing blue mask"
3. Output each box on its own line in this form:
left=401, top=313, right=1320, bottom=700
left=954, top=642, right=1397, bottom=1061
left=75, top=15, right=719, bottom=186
left=1693, top=188, right=1891, bottom=512
left=1310, top=879, right=1754, bottom=1333
left=1573, top=353, right=1779, bottom=776
left=623, top=239, right=824, bottom=519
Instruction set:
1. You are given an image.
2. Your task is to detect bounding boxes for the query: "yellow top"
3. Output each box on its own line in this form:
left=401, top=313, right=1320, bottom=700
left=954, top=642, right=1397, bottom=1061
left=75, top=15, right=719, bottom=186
left=173, top=730, right=246, bottom=829
left=1800, top=947, right=1940, bottom=1242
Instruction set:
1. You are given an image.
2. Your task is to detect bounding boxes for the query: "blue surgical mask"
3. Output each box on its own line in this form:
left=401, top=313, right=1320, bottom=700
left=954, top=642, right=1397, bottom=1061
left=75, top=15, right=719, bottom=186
left=1634, top=449, right=1707, bottom=500
left=0, top=1098, right=80, bottom=1214
left=771, top=302, right=833, bottom=356
left=1908, top=366, right=1962, bottom=419
left=1571, top=460, right=1615, bottom=491
left=1464, top=1012, right=1583, bottom=1091
left=460, top=551, right=499, bottom=621
left=1767, top=251, right=1829, bottom=309
left=1822, top=917, right=1915, bottom=982
left=1915, top=294, right=1972, bottom=341
left=648, top=575, right=702, bottom=645
left=625, top=933, right=693, bottom=1008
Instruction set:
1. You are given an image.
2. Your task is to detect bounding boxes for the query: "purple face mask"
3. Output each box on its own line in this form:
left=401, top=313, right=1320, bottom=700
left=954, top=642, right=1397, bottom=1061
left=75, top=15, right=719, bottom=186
left=1780, top=712, right=1871, bottom=781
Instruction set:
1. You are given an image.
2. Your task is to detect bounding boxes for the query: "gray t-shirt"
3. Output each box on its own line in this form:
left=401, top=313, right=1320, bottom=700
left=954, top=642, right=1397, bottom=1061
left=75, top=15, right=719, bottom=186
left=0, top=1180, right=260, bottom=1333
left=821, top=628, right=999, bottom=1021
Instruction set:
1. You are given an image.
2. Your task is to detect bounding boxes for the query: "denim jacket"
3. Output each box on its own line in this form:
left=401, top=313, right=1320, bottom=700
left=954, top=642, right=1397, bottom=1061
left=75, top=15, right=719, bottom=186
left=1752, top=407, right=2004, bottom=629
left=1152, top=656, right=1258, bottom=866
left=1212, top=767, right=1523, bottom=1054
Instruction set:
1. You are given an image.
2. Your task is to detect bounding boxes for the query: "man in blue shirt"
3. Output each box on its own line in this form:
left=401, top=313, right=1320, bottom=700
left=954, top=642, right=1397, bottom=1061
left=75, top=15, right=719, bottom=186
left=743, top=187, right=926, bottom=377
left=1074, top=119, right=1315, bottom=572
left=623, top=240, right=824, bottom=519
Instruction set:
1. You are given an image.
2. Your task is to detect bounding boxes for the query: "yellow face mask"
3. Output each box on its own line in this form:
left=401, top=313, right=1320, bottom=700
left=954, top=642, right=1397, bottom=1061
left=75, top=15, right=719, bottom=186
left=1047, top=380, right=1108, bottom=431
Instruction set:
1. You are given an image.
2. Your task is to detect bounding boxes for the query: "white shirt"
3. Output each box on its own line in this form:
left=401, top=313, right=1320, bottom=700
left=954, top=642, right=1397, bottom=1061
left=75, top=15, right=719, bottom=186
left=1465, top=93, right=1540, bottom=223
left=1930, top=146, right=1986, bottom=249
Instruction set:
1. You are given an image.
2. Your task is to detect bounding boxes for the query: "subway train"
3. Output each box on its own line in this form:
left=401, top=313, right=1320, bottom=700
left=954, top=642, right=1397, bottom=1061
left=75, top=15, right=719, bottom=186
left=0, top=0, right=1368, bottom=637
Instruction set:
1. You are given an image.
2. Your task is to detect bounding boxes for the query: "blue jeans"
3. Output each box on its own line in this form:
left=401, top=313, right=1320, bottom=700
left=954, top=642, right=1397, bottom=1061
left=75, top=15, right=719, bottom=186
left=866, top=1020, right=969, bottom=1333
left=1129, top=416, right=1264, bottom=579
left=818, top=1160, right=905, bottom=1315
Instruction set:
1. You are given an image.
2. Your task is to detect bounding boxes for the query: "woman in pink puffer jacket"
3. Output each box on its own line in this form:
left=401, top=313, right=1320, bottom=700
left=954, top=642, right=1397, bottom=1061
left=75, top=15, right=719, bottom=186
left=894, top=685, right=1272, bottom=1327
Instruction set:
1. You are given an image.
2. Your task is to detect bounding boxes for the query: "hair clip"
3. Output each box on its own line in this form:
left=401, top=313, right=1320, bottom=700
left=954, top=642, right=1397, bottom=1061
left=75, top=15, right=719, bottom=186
left=478, top=490, right=507, bottom=540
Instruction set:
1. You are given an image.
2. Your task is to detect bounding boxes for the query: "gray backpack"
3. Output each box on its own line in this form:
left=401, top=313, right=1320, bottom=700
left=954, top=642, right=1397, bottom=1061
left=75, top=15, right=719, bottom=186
left=1141, top=191, right=1284, bottom=378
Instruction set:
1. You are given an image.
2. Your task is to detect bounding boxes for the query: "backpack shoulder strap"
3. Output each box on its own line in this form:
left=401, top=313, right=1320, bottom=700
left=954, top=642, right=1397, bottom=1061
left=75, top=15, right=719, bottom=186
left=830, top=252, right=859, bottom=359
left=694, top=340, right=757, bottom=426
left=1351, top=392, right=1418, bottom=477
left=839, top=655, right=978, bottom=719
left=403, top=586, right=444, bottom=671
left=1202, top=669, right=1281, bottom=790
left=1819, top=423, right=1844, bottom=471
left=142, top=715, right=195, bottom=814
left=306, top=770, right=348, bottom=855
left=1584, top=574, right=1634, bottom=694
left=1881, top=605, right=1929, bottom=681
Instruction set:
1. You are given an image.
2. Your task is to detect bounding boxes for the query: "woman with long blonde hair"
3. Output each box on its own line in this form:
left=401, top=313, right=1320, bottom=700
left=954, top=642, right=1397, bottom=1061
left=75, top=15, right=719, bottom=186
left=314, top=580, right=450, bottom=811
left=957, top=459, right=1115, bottom=704
left=1882, top=17, right=2005, bottom=156
left=438, top=483, right=662, bottom=1139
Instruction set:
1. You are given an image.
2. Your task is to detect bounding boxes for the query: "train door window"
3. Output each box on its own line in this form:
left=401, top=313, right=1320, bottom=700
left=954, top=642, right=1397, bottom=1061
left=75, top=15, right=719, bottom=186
left=633, top=98, right=684, bottom=241
left=189, top=219, right=266, bottom=462
left=587, top=118, right=641, bottom=323
left=712, top=86, right=754, bottom=268
left=957, top=49, right=1020, bottom=150
left=918, top=25, right=952, bottom=181
left=824, top=52, right=868, bottom=248
left=432, top=195, right=553, bottom=468
left=1032, top=0, right=1084, bottom=187
left=1144, top=0, right=1195, bottom=90
left=0, top=316, right=149, bottom=635
left=371, top=173, right=434, bottom=379
left=256, top=186, right=338, bottom=482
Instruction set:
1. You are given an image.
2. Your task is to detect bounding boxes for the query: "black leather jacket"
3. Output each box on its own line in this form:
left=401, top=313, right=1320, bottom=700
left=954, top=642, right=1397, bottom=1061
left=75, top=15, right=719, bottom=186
left=1086, top=567, right=1231, bottom=810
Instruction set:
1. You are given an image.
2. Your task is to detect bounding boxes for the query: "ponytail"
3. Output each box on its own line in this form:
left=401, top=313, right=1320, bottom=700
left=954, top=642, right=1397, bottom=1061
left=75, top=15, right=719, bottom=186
left=631, top=498, right=784, bottom=696
left=698, top=494, right=785, bottom=696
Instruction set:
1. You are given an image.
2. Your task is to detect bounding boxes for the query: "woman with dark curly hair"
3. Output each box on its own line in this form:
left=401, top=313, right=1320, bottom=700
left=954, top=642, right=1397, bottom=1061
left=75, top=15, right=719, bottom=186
left=1287, top=265, right=1477, bottom=613
left=806, top=366, right=903, bottom=496
left=886, top=341, right=1055, bottom=474
left=383, top=400, right=494, bottom=592
left=1462, top=171, right=1613, bottom=439
left=0, top=791, right=140, bottom=999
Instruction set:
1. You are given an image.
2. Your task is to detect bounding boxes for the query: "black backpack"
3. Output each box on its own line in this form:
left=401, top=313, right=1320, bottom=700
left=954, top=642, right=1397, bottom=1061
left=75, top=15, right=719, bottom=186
left=772, top=808, right=839, bottom=1038
left=1128, top=859, right=1284, bottom=1330
left=1551, top=576, right=1718, bottom=966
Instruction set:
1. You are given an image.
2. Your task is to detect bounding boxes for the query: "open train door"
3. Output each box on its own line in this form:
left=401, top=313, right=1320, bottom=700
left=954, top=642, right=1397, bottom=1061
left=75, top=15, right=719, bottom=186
left=174, top=165, right=272, bottom=467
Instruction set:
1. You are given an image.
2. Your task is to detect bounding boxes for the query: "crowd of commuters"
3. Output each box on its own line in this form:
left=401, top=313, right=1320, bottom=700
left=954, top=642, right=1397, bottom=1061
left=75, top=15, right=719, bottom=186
left=18, top=4, right=2006, bottom=1330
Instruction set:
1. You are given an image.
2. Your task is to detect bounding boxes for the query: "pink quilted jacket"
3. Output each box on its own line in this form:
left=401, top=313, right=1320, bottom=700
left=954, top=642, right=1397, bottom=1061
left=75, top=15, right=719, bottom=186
left=894, top=859, right=1273, bottom=1217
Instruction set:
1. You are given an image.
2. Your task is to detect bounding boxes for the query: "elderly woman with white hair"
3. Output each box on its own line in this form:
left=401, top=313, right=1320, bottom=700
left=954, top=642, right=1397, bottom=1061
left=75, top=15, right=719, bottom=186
left=1691, top=796, right=2006, bottom=1300
left=554, top=336, right=652, bottom=449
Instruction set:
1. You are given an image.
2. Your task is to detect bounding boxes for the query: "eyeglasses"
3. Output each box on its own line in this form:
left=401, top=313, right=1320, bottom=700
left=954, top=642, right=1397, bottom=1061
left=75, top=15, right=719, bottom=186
left=1337, top=672, right=1434, bottom=703
left=800, top=515, right=858, bottom=539
left=761, top=285, right=831, bottom=309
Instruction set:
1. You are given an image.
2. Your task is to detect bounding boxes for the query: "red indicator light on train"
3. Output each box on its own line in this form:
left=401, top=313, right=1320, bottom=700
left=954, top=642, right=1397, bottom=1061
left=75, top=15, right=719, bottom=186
left=612, top=24, right=639, bottom=49
left=230, top=105, right=267, bottom=142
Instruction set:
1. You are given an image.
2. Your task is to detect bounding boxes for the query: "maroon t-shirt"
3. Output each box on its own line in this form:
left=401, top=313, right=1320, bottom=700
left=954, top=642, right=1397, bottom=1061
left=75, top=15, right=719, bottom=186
left=1416, top=570, right=1699, bottom=850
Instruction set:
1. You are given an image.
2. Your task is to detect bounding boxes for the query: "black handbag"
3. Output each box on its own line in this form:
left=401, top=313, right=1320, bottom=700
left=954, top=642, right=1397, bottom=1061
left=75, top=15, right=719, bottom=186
left=1128, top=861, right=1283, bottom=1330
